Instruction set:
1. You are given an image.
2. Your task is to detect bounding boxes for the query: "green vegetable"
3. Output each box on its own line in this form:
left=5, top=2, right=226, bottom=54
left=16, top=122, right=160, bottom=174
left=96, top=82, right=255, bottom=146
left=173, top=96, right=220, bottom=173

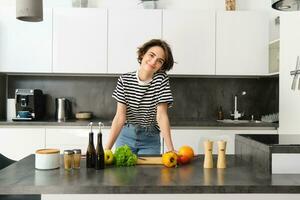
left=114, top=145, right=138, bottom=167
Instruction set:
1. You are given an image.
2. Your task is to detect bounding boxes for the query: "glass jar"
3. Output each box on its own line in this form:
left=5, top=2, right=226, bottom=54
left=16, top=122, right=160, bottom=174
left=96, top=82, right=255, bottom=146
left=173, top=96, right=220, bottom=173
left=73, top=149, right=82, bottom=169
left=64, top=150, right=74, bottom=170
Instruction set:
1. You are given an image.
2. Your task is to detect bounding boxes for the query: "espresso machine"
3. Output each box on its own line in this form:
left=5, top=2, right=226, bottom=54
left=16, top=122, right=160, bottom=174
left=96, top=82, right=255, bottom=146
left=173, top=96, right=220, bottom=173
left=13, top=89, right=45, bottom=121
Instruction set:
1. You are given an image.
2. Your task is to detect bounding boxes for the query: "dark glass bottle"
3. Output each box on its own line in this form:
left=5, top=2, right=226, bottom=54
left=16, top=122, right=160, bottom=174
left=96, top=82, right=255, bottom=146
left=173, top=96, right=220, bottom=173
left=86, top=123, right=96, bottom=168
left=217, top=106, right=224, bottom=120
left=95, top=122, right=105, bottom=170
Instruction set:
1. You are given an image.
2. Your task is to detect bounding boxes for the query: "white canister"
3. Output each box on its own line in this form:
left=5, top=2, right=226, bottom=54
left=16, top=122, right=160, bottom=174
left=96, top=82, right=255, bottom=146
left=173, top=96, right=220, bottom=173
left=35, top=149, right=60, bottom=170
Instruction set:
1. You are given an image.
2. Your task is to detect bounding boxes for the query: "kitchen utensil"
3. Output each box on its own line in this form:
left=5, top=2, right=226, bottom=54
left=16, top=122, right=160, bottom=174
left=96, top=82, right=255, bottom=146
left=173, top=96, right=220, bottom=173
left=217, top=140, right=227, bottom=169
left=137, top=156, right=162, bottom=165
left=75, top=111, right=92, bottom=120
left=55, top=98, right=72, bottom=121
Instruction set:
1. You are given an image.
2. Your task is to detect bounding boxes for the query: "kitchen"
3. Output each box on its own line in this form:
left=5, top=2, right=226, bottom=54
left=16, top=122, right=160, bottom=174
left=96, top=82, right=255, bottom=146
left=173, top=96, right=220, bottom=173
left=0, top=0, right=299, bottom=199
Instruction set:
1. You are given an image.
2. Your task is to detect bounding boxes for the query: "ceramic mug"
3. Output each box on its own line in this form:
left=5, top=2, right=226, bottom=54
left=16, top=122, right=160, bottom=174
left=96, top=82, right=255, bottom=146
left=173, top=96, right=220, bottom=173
left=17, top=111, right=31, bottom=118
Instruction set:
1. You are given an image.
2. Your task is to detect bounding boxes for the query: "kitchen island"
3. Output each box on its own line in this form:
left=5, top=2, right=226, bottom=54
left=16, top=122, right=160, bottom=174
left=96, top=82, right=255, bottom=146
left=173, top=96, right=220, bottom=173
left=1, top=155, right=300, bottom=200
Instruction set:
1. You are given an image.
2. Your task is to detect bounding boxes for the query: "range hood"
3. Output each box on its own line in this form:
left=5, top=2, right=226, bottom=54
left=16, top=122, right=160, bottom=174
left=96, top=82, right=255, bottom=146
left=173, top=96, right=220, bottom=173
left=272, top=0, right=300, bottom=11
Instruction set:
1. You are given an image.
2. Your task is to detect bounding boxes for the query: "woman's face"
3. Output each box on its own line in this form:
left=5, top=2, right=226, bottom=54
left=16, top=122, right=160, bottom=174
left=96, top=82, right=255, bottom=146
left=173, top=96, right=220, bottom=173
left=140, top=46, right=165, bottom=74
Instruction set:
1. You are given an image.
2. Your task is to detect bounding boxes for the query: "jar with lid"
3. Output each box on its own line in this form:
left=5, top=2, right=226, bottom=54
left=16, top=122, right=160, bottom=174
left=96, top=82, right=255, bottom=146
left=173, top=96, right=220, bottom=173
left=73, top=149, right=81, bottom=169
left=64, top=150, right=74, bottom=170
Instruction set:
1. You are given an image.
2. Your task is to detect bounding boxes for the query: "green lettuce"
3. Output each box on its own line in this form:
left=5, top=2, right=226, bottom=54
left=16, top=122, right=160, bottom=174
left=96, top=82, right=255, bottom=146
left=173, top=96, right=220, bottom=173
left=114, top=145, right=137, bottom=167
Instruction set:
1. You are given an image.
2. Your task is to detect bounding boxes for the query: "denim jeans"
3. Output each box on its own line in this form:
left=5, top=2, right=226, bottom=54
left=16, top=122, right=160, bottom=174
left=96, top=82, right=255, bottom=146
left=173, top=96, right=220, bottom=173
left=115, top=123, right=161, bottom=155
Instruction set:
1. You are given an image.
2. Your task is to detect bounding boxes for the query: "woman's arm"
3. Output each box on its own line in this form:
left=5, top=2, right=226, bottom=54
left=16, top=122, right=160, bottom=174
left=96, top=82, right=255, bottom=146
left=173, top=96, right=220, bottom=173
left=157, top=103, right=175, bottom=152
left=105, top=102, right=127, bottom=150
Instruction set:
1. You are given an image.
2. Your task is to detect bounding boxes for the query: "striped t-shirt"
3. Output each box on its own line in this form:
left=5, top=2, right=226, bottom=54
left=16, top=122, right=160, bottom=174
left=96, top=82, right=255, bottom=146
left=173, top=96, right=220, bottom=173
left=112, top=71, right=173, bottom=127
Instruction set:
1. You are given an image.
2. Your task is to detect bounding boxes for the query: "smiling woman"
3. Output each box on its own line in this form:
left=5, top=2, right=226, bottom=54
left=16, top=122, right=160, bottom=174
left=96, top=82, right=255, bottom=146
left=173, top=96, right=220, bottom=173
left=104, top=39, right=176, bottom=155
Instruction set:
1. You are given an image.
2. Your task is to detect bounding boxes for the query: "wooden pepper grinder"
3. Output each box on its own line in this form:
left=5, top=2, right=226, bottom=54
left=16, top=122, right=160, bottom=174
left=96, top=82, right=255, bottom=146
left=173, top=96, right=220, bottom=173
left=217, top=140, right=227, bottom=169
left=203, top=140, right=213, bottom=168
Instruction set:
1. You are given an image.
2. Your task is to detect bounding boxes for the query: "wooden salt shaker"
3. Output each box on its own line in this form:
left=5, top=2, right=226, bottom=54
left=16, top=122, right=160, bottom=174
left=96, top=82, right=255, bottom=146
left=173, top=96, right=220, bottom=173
left=203, top=140, right=213, bottom=168
left=217, top=140, right=227, bottom=169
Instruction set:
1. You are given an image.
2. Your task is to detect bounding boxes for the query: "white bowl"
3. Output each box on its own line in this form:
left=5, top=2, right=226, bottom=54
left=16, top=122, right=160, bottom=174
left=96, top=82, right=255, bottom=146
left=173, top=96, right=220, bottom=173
left=35, top=149, right=60, bottom=170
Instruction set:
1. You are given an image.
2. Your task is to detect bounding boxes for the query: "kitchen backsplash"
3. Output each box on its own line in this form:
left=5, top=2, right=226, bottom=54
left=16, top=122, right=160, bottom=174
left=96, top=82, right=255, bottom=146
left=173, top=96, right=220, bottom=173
left=6, top=75, right=278, bottom=122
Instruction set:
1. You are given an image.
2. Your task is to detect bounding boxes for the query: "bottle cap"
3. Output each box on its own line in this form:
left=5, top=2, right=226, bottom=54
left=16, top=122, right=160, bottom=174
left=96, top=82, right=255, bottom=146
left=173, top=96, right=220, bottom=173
left=73, top=149, right=81, bottom=154
left=64, top=150, right=74, bottom=155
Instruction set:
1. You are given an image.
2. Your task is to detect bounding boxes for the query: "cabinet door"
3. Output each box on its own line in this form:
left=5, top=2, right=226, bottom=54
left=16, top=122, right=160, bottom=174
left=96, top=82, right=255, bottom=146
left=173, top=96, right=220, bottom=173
left=53, top=8, right=107, bottom=73
left=216, top=11, right=269, bottom=75
left=0, top=8, right=52, bottom=73
left=0, top=128, right=45, bottom=161
left=163, top=10, right=215, bottom=75
left=166, top=129, right=277, bottom=155
left=45, top=128, right=111, bottom=153
left=107, top=9, right=162, bottom=74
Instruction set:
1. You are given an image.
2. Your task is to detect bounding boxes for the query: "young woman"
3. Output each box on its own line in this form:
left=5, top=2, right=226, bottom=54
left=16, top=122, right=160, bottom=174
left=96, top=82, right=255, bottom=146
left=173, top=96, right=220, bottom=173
left=105, top=39, right=175, bottom=155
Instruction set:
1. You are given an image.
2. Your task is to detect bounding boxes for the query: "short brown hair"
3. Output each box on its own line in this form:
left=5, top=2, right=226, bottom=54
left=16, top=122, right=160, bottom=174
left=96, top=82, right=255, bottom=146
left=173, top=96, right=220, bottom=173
left=137, top=39, right=174, bottom=72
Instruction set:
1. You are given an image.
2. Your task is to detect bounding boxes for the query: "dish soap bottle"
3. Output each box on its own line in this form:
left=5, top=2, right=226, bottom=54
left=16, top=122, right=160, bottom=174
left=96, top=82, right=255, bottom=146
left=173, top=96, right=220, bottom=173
left=86, top=122, right=96, bottom=168
left=95, top=122, right=105, bottom=170
left=217, top=106, right=224, bottom=120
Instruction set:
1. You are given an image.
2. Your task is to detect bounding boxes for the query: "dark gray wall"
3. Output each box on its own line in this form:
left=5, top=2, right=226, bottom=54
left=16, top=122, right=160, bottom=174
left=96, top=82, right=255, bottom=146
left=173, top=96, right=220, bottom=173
left=169, top=77, right=278, bottom=121
left=0, top=74, right=6, bottom=120
left=7, top=75, right=279, bottom=121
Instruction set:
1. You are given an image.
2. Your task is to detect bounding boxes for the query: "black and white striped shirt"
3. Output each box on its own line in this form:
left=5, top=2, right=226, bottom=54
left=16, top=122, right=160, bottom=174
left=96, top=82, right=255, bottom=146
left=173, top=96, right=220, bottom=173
left=112, top=71, right=173, bottom=127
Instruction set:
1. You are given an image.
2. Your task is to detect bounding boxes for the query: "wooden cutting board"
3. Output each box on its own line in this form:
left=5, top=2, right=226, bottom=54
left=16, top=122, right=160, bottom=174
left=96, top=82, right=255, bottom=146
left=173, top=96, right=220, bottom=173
left=137, top=157, right=162, bottom=165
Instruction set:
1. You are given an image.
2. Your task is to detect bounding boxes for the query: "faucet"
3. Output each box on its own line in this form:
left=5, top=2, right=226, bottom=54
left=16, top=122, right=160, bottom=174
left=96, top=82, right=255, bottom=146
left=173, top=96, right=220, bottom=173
left=231, top=95, right=242, bottom=120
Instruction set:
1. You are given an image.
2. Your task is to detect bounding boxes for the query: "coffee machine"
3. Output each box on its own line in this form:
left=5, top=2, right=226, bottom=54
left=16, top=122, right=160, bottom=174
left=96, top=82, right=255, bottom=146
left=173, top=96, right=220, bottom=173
left=13, top=89, right=45, bottom=121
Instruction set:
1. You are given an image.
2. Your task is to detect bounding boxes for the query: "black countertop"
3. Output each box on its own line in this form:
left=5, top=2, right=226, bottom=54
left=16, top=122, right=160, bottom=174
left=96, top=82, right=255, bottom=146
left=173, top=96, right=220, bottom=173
left=0, top=155, right=300, bottom=194
left=0, top=119, right=278, bottom=129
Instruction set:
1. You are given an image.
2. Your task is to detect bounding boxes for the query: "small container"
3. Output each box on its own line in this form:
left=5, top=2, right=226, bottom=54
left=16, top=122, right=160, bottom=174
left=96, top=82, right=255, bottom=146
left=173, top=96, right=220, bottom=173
left=73, top=149, right=82, bottom=169
left=217, top=140, right=227, bottom=169
left=203, top=140, right=214, bottom=169
left=72, top=0, right=88, bottom=7
left=141, top=0, right=157, bottom=9
left=35, top=149, right=60, bottom=170
left=225, top=0, right=235, bottom=11
left=64, top=150, right=74, bottom=170
left=225, top=0, right=236, bottom=11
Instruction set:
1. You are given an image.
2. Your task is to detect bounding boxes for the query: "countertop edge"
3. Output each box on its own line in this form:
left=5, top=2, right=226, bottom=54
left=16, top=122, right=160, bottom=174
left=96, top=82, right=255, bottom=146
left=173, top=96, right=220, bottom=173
left=1, top=185, right=300, bottom=194
left=0, top=120, right=278, bottom=130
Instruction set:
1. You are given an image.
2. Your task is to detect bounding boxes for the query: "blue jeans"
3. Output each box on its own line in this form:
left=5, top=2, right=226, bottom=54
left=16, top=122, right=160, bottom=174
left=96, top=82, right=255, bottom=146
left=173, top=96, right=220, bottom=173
left=115, top=123, right=161, bottom=155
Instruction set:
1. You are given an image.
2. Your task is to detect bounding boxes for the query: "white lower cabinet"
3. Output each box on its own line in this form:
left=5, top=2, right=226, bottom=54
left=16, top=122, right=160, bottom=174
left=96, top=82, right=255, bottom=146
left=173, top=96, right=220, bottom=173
left=0, top=126, right=277, bottom=161
left=45, top=128, right=111, bottom=154
left=0, top=127, right=45, bottom=161
left=165, top=129, right=277, bottom=155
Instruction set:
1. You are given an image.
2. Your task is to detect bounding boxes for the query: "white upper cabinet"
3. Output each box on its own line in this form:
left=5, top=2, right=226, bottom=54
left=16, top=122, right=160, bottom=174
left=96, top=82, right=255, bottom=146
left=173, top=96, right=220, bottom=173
left=0, top=8, right=52, bottom=73
left=107, top=9, right=162, bottom=74
left=163, top=10, right=215, bottom=75
left=53, top=8, right=107, bottom=73
left=216, top=11, right=269, bottom=75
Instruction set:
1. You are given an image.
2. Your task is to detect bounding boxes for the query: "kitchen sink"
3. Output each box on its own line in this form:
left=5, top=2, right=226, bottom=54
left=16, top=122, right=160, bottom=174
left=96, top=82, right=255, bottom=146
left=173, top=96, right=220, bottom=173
left=217, top=119, right=261, bottom=124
